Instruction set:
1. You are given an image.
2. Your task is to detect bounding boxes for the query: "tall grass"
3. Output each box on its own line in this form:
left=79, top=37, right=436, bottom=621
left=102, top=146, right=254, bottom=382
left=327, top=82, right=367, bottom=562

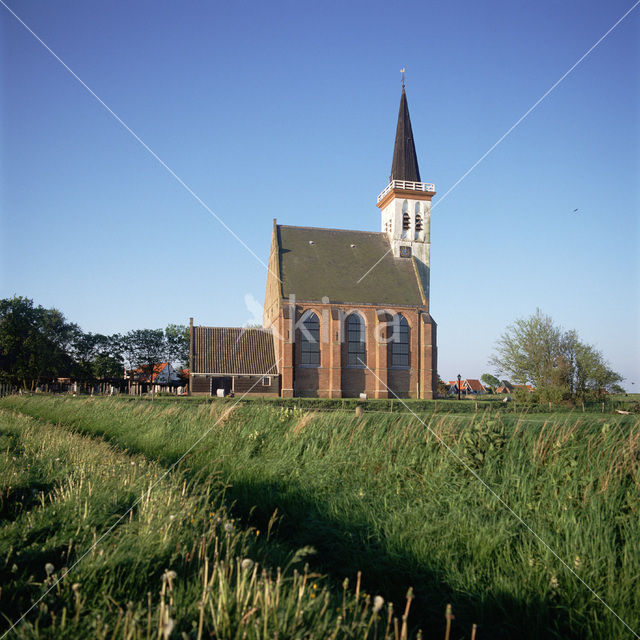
left=2, top=395, right=639, bottom=639
left=0, top=409, right=422, bottom=639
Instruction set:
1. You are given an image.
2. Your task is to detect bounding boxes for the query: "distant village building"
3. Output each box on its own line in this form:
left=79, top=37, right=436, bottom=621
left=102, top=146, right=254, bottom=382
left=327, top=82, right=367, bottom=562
left=513, top=384, right=535, bottom=393
left=495, top=380, right=515, bottom=394
left=191, top=86, right=437, bottom=398
left=124, top=362, right=184, bottom=394
left=126, top=362, right=181, bottom=386
left=448, top=379, right=486, bottom=395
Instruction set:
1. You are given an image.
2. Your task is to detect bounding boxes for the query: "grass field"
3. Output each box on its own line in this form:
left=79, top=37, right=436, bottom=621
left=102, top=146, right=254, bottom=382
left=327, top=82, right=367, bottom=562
left=1, top=395, right=638, bottom=639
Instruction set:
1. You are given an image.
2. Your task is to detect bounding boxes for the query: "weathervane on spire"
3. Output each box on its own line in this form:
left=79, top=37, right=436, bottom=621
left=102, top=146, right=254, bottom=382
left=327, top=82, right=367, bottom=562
left=400, top=67, right=406, bottom=88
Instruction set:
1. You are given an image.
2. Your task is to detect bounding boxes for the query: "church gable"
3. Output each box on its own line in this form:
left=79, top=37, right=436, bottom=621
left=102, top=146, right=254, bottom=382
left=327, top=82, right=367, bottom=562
left=276, top=225, right=425, bottom=307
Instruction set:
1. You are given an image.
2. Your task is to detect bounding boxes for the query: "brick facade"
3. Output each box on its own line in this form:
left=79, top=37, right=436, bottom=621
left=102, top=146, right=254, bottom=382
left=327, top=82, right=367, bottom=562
left=268, top=299, right=436, bottom=399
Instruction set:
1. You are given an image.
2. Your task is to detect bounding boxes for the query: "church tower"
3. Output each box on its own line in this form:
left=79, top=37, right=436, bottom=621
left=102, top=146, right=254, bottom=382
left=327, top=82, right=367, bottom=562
left=376, top=86, right=435, bottom=298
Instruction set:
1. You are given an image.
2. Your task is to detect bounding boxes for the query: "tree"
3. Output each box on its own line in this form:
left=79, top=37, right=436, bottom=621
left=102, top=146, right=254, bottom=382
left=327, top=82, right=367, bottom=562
left=0, top=297, right=76, bottom=389
left=122, top=329, right=167, bottom=381
left=489, top=310, right=569, bottom=388
left=436, top=375, right=449, bottom=398
left=489, top=310, right=622, bottom=399
left=92, top=352, right=124, bottom=380
left=481, top=373, right=500, bottom=392
left=165, top=324, right=189, bottom=368
left=70, top=332, right=125, bottom=381
left=1, top=296, right=185, bottom=392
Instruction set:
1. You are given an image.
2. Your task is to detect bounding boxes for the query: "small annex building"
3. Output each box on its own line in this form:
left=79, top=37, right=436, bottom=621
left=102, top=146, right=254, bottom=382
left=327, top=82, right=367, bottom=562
left=189, top=326, right=279, bottom=396
left=190, top=85, right=438, bottom=398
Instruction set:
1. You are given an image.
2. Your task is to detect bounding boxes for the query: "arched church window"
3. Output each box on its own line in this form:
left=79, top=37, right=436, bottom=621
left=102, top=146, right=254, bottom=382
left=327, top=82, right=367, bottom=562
left=300, top=311, right=320, bottom=366
left=347, top=313, right=366, bottom=367
left=415, top=213, right=423, bottom=232
left=402, top=212, right=410, bottom=230
left=390, top=314, right=410, bottom=367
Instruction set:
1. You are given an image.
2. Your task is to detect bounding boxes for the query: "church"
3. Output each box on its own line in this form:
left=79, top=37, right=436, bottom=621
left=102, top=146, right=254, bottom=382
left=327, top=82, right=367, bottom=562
left=189, top=86, right=437, bottom=399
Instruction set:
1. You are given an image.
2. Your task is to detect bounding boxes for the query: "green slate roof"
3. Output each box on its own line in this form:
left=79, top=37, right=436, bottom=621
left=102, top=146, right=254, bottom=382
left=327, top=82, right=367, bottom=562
left=277, top=225, right=425, bottom=306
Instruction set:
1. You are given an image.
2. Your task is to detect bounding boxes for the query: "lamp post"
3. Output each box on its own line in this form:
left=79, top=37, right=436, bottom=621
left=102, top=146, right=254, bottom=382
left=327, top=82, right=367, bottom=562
left=457, top=374, right=461, bottom=401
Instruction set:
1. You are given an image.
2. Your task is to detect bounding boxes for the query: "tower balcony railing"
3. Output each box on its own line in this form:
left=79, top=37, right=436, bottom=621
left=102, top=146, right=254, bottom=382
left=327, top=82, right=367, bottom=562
left=377, top=179, right=436, bottom=202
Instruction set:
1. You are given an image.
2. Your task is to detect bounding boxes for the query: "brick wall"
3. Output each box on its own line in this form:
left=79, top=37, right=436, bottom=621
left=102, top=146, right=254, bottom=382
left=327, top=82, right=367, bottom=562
left=272, top=301, right=436, bottom=399
left=190, top=374, right=280, bottom=397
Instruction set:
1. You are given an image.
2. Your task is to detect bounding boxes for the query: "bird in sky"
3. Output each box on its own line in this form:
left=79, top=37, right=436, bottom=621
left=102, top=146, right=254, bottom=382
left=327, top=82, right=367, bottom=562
left=573, top=208, right=579, bottom=213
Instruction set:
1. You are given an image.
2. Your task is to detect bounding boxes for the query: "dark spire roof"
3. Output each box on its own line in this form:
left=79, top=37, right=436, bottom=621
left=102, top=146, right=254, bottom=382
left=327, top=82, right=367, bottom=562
left=390, top=88, right=421, bottom=183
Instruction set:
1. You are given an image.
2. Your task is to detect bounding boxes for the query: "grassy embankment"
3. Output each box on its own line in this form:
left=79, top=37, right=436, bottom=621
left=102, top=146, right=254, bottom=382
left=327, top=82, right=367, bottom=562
left=0, top=408, right=416, bottom=639
left=1, top=395, right=639, bottom=639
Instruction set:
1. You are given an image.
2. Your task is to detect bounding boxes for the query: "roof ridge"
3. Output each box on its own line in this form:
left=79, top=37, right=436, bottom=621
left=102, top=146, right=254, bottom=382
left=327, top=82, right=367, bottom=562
left=195, top=326, right=271, bottom=332
left=278, top=224, right=385, bottom=235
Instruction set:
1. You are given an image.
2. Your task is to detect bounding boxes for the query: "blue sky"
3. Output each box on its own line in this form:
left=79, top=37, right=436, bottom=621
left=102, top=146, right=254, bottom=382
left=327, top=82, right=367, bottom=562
left=1, top=0, right=638, bottom=389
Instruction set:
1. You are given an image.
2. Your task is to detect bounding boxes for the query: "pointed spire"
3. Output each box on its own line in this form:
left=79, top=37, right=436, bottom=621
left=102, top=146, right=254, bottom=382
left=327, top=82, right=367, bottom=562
left=390, top=87, right=421, bottom=183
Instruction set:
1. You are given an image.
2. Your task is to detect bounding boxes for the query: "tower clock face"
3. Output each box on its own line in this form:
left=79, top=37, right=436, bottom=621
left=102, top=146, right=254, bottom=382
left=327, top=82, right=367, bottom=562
left=399, top=246, right=412, bottom=258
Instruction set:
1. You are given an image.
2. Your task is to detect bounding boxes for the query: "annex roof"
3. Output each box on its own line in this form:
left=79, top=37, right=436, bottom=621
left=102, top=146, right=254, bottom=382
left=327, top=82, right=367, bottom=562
left=192, top=327, right=277, bottom=376
left=276, top=224, right=425, bottom=307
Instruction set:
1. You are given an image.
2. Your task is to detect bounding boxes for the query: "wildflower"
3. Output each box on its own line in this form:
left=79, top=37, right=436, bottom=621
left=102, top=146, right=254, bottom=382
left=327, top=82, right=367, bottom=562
left=549, top=576, right=559, bottom=590
left=574, top=556, right=581, bottom=569
left=373, top=595, right=384, bottom=612
left=241, top=558, right=254, bottom=571
left=162, top=617, right=174, bottom=639
left=45, top=563, right=54, bottom=577
left=224, top=521, right=234, bottom=533
left=169, top=515, right=175, bottom=521
left=256, top=529, right=260, bottom=536
left=163, top=570, right=177, bottom=590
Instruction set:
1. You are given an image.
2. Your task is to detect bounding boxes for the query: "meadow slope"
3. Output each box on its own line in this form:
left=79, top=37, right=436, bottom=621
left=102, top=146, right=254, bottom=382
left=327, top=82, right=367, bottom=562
left=1, top=395, right=638, bottom=639
left=0, top=408, right=415, bottom=639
